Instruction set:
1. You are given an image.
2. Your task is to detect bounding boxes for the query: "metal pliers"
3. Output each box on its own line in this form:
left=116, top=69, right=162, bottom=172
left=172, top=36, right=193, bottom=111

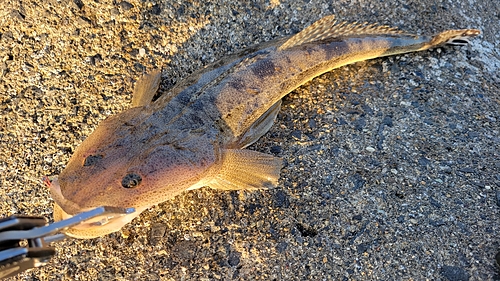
left=0, top=206, right=135, bottom=279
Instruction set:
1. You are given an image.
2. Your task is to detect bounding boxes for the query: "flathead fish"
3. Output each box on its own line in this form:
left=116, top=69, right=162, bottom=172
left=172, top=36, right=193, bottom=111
left=48, top=15, right=480, bottom=238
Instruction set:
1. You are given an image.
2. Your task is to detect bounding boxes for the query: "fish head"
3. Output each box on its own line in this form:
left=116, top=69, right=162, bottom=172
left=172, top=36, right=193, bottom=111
left=49, top=107, right=218, bottom=238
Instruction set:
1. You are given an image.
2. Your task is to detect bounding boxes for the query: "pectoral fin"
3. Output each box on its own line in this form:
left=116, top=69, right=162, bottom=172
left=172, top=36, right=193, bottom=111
left=132, top=70, right=162, bottom=107
left=209, top=149, right=282, bottom=190
left=234, top=100, right=282, bottom=149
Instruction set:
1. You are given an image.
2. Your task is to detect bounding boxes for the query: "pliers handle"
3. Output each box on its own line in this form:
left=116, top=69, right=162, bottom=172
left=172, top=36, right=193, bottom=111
left=0, top=206, right=134, bottom=279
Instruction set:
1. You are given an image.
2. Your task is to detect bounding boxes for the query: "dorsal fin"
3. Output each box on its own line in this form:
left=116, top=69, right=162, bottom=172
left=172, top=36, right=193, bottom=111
left=279, top=15, right=406, bottom=50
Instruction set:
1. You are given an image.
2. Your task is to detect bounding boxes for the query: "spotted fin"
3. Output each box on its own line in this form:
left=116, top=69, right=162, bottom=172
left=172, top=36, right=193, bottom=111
left=279, top=15, right=405, bottom=50
left=208, top=149, right=282, bottom=190
left=132, top=70, right=162, bottom=107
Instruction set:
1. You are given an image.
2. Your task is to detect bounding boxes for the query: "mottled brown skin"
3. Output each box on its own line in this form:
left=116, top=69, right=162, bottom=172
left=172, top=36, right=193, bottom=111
left=50, top=15, right=480, bottom=238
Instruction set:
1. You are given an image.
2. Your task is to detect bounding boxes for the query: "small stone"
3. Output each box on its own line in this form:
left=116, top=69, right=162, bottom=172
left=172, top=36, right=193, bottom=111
left=151, top=4, right=161, bottom=15
left=429, top=197, right=442, bottom=208
left=10, top=10, right=25, bottom=21
left=291, top=130, right=302, bottom=140
left=228, top=251, right=241, bottom=266
left=149, top=224, right=166, bottom=245
left=381, top=115, right=393, bottom=127
left=418, top=157, right=431, bottom=167
left=353, top=117, right=366, bottom=131
left=350, top=173, right=366, bottom=191
left=171, top=241, right=197, bottom=261
left=118, top=1, right=134, bottom=10
left=270, top=145, right=282, bottom=154
left=276, top=242, right=288, bottom=253
left=357, top=243, right=370, bottom=254
left=295, top=223, right=318, bottom=237
left=365, top=146, right=375, bottom=152
left=73, top=0, right=84, bottom=9
left=274, top=190, right=290, bottom=208
left=429, top=220, right=445, bottom=227
left=134, top=63, right=145, bottom=72
left=308, top=118, right=316, bottom=129
left=458, top=167, right=475, bottom=174
left=139, top=48, right=146, bottom=57
left=121, top=230, right=130, bottom=239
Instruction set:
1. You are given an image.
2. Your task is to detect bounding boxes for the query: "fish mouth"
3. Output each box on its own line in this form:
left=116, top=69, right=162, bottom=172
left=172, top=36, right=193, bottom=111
left=49, top=177, right=145, bottom=239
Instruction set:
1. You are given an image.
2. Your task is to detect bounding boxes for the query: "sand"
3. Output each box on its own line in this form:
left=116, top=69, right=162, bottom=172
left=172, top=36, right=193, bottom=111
left=1, top=0, right=499, bottom=280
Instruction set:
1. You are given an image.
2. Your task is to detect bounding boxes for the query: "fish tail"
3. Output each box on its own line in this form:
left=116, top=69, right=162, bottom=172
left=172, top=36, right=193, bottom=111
left=421, top=29, right=481, bottom=50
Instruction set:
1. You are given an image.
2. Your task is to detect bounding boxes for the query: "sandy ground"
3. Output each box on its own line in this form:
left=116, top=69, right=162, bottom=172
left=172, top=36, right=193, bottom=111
left=1, top=0, right=499, bottom=280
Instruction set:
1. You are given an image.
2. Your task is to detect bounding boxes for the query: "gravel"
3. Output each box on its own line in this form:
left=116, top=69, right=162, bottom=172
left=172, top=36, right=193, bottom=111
left=1, top=0, right=499, bottom=280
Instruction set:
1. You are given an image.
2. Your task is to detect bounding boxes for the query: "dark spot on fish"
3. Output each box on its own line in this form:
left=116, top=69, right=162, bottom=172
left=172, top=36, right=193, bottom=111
left=187, top=114, right=204, bottom=127
left=83, top=154, right=103, bottom=166
left=228, top=77, right=245, bottom=91
left=121, top=173, right=142, bottom=188
left=323, top=41, right=350, bottom=61
left=251, top=59, right=276, bottom=79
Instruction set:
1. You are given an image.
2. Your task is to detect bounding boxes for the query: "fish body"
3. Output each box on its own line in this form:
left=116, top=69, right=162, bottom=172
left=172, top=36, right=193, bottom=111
left=49, top=15, right=480, bottom=238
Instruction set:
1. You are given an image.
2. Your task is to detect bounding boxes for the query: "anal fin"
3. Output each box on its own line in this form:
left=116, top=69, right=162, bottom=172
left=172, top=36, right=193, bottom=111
left=208, top=149, right=282, bottom=190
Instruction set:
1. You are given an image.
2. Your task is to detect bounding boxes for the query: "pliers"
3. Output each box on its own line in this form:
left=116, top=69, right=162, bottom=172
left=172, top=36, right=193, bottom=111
left=0, top=206, right=135, bottom=279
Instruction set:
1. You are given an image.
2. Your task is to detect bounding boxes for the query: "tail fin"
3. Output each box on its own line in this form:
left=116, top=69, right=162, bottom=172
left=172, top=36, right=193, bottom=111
left=426, top=29, right=480, bottom=48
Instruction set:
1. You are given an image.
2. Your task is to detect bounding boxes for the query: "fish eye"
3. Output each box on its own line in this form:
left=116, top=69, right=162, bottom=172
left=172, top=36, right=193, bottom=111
left=121, top=173, right=142, bottom=188
left=83, top=154, right=103, bottom=166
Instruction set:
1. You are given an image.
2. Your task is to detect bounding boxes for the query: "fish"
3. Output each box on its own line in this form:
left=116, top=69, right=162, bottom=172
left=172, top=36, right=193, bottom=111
left=47, top=15, right=480, bottom=238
